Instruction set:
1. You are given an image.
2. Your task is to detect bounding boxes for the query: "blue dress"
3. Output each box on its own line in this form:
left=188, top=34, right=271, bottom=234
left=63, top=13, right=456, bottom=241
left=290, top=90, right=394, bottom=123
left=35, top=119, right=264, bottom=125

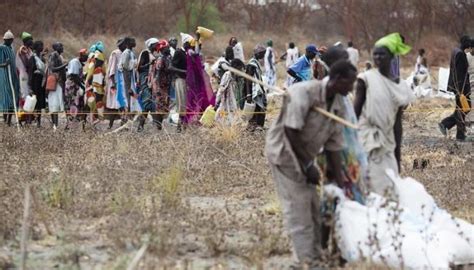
left=0, top=45, right=20, bottom=112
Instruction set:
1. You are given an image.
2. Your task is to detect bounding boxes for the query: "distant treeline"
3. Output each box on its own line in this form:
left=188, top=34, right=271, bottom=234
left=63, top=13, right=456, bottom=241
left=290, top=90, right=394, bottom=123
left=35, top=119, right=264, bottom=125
left=2, top=0, right=472, bottom=51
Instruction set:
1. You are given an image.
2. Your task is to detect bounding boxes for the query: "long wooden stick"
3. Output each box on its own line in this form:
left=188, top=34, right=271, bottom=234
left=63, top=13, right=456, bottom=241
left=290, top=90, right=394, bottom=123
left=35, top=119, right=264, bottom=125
left=223, top=65, right=359, bottom=130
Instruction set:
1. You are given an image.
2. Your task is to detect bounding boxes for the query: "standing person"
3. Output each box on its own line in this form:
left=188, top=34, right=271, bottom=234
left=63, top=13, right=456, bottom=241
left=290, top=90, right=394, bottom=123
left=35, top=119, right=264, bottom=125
left=287, top=44, right=318, bottom=84
left=27, top=41, right=47, bottom=127
left=47, top=42, right=67, bottom=129
left=283, top=42, right=299, bottom=87
left=128, top=38, right=140, bottom=114
left=229, top=37, right=245, bottom=62
left=170, top=33, right=191, bottom=132
left=183, top=32, right=214, bottom=125
left=467, top=39, right=474, bottom=93
left=245, top=44, right=267, bottom=131
left=169, top=37, right=178, bottom=57
left=154, top=40, right=173, bottom=129
left=346, top=41, right=360, bottom=69
left=16, top=32, right=34, bottom=102
left=0, top=30, right=20, bottom=126
left=212, top=46, right=234, bottom=83
left=106, top=38, right=127, bottom=129
left=118, top=37, right=139, bottom=121
left=415, top=48, right=428, bottom=74
left=468, top=39, right=474, bottom=123
left=354, top=33, right=415, bottom=199
left=136, top=37, right=159, bottom=132
left=64, top=48, right=87, bottom=129
left=439, top=36, right=472, bottom=141
left=264, top=39, right=277, bottom=88
left=313, top=46, right=329, bottom=80
left=265, top=61, right=358, bottom=269
left=85, top=51, right=106, bottom=123
left=215, top=58, right=245, bottom=125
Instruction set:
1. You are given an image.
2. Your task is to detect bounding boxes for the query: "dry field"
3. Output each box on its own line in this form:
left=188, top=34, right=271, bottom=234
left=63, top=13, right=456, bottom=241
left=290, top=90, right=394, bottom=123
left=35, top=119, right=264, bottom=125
left=0, top=93, right=472, bottom=269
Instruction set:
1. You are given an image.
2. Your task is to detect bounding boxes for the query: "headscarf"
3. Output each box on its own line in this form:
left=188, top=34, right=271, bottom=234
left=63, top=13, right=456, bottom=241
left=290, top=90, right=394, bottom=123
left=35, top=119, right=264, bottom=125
left=3, top=30, right=14, bottom=40
left=267, top=39, right=273, bottom=47
left=89, top=44, right=97, bottom=54
left=20, top=32, right=32, bottom=41
left=79, top=48, right=88, bottom=56
left=95, top=41, right=105, bottom=53
left=254, top=44, right=266, bottom=55
left=156, top=40, right=169, bottom=52
left=145, top=38, right=159, bottom=49
left=375, top=33, right=411, bottom=56
left=180, top=33, right=194, bottom=45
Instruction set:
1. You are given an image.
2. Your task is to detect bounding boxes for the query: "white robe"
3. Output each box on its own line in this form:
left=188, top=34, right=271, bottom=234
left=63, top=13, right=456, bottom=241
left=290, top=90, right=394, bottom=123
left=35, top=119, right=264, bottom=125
left=264, top=47, right=276, bottom=87
left=106, top=49, right=122, bottom=110
left=358, top=69, right=415, bottom=199
left=233, top=42, right=245, bottom=62
left=285, top=47, right=299, bottom=87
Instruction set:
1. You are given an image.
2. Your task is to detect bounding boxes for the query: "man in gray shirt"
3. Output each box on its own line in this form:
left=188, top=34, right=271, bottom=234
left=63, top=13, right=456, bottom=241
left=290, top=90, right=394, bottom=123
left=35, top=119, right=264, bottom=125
left=265, top=60, right=357, bottom=269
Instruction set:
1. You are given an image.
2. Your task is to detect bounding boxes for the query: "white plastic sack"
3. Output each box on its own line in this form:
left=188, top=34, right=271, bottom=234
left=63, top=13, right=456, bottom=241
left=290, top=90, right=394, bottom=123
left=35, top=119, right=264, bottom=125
left=438, top=68, right=450, bottom=92
left=406, top=73, right=433, bottom=98
left=326, top=170, right=474, bottom=269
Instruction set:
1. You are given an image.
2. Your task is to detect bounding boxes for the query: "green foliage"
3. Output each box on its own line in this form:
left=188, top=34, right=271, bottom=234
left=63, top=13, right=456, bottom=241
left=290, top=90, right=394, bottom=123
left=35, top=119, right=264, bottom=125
left=176, top=2, right=225, bottom=34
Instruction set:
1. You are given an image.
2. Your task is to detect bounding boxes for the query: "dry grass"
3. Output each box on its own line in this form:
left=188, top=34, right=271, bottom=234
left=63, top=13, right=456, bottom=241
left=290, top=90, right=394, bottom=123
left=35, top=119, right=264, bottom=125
left=0, top=96, right=472, bottom=268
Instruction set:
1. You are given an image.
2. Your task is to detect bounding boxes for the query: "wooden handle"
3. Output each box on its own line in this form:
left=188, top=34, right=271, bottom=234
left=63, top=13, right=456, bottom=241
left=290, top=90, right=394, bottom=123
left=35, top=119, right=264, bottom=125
left=223, top=64, right=359, bottom=129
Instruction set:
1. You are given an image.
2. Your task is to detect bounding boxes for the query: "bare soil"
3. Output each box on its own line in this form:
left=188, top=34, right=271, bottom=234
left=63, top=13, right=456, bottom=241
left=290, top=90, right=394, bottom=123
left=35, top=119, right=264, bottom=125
left=0, top=97, right=472, bottom=269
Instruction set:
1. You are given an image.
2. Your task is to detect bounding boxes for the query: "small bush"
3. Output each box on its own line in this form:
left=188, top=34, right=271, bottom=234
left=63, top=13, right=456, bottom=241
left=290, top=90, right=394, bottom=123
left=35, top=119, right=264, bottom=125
left=41, top=174, right=74, bottom=210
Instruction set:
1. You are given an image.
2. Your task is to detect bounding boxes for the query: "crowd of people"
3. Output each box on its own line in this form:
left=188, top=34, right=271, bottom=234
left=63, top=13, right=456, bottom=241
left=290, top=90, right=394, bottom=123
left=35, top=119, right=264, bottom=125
left=0, top=30, right=264, bottom=132
left=0, top=28, right=473, bottom=268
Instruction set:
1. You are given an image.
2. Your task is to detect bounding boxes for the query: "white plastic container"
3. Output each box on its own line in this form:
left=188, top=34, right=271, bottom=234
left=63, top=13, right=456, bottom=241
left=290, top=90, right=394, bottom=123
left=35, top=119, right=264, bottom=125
left=23, top=95, right=37, bottom=112
left=242, top=102, right=256, bottom=121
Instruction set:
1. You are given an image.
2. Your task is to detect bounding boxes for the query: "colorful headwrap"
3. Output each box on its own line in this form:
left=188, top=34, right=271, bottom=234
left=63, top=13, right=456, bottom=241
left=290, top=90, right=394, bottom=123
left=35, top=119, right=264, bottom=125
left=21, top=32, right=32, bottom=41
left=156, top=40, right=169, bottom=52
left=95, top=41, right=105, bottom=53
left=89, top=44, right=97, bottom=54
left=254, top=44, right=266, bottom=55
left=375, top=33, right=411, bottom=56
left=79, top=48, right=88, bottom=56
left=267, top=39, right=273, bottom=47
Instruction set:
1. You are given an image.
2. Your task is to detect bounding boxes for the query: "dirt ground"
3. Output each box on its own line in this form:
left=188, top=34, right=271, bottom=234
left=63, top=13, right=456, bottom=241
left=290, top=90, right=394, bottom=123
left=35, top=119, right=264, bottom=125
left=0, top=93, right=472, bottom=269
